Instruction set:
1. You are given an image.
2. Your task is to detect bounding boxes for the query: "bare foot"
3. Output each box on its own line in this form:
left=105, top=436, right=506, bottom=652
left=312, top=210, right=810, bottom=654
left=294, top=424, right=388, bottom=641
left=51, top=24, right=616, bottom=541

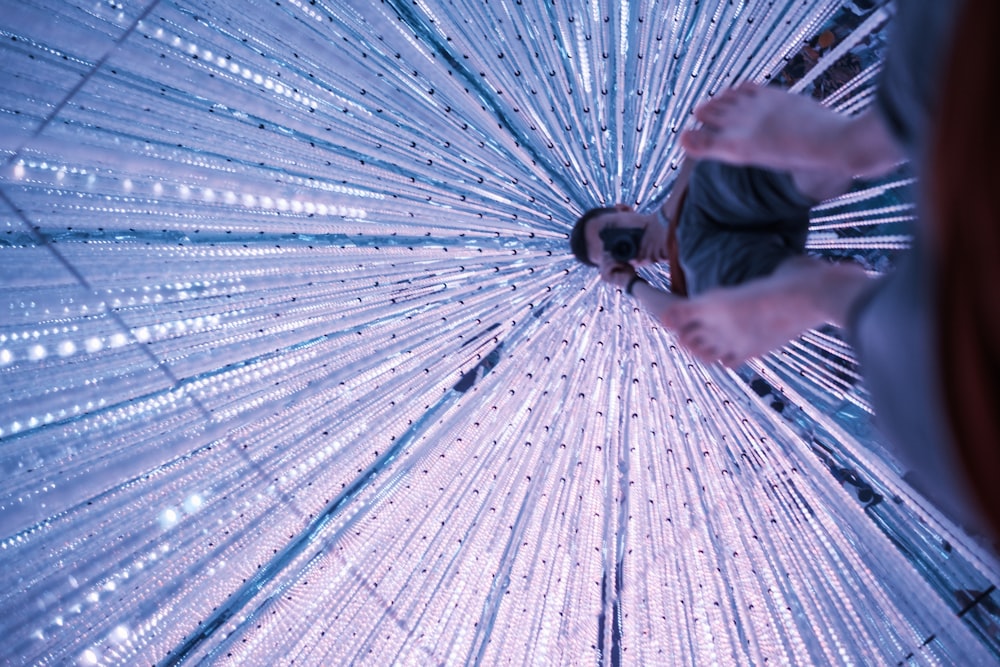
left=681, top=83, right=905, bottom=179
left=680, top=83, right=853, bottom=172
left=673, top=258, right=871, bottom=366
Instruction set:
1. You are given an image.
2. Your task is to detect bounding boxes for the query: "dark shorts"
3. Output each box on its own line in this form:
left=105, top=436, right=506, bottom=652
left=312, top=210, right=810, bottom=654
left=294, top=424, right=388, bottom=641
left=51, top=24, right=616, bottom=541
left=675, top=160, right=815, bottom=296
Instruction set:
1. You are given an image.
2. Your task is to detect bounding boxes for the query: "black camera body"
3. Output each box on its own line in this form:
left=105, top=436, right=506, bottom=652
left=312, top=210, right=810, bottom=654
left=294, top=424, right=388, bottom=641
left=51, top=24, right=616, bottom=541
left=598, top=227, right=645, bottom=264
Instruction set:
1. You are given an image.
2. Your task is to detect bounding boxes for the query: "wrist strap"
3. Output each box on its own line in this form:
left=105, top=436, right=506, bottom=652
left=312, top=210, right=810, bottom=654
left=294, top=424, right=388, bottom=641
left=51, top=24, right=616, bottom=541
left=625, top=275, right=644, bottom=296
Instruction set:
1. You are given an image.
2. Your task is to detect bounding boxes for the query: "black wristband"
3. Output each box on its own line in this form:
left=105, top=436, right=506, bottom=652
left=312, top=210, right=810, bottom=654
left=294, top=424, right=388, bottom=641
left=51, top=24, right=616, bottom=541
left=625, top=275, right=645, bottom=296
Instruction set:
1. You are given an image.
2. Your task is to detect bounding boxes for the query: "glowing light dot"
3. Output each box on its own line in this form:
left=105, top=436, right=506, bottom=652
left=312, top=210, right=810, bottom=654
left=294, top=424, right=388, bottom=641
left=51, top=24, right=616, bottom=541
left=58, top=341, right=76, bottom=357
left=13, top=163, right=25, bottom=179
left=109, top=333, right=128, bottom=348
left=113, top=625, right=129, bottom=642
left=159, top=508, right=179, bottom=528
left=122, top=178, right=133, bottom=192
left=133, top=327, right=150, bottom=343
left=81, top=649, right=99, bottom=665
left=28, top=345, right=46, bottom=361
left=183, top=494, right=204, bottom=513
left=84, top=338, right=103, bottom=353
left=0, top=349, right=12, bottom=365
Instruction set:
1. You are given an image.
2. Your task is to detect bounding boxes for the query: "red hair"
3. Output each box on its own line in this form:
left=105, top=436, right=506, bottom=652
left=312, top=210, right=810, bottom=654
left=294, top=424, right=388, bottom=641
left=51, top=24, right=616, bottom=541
left=930, top=0, right=1000, bottom=537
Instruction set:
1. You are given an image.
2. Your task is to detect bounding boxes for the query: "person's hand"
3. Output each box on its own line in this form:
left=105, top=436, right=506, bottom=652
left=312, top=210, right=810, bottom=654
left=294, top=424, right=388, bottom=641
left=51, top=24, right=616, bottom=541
left=600, top=262, right=636, bottom=291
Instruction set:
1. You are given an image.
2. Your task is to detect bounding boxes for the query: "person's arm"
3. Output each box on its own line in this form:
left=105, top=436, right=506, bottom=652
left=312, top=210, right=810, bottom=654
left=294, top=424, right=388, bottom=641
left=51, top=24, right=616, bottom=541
left=630, top=278, right=681, bottom=329
left=600, top=264, right=681, bottom=329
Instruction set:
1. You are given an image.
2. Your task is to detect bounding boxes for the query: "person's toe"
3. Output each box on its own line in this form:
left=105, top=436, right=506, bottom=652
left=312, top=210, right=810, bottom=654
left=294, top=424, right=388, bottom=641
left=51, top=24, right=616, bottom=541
left=721, top=351, right=741, bottom=367
left=679, top=128, right=714, bottom=156
left=676, top=316, right=702, bottom=338
left=709, top=87, right=743, bottom=105
left=692, top=100, right=732, bottom=125
left=734, top=80, right=761, bottom=95
left=680, top=331, right=719, bottom=361
left=693, top=343, right=719, bottom=363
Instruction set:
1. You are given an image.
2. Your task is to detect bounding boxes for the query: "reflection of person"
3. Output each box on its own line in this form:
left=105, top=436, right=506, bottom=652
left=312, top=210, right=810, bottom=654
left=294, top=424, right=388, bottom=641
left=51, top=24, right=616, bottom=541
left=677, top=1, right=998, bottom=539
left=569, top=155, right=874, bottom=367
left=672, top=85, right=903, bottom=365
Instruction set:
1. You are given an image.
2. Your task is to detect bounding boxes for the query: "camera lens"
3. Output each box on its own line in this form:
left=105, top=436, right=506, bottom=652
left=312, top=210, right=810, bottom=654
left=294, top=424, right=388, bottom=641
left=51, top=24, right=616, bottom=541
left=611, top=237, right=637, bottom=263
left=599, top=227, right=644, bottom=263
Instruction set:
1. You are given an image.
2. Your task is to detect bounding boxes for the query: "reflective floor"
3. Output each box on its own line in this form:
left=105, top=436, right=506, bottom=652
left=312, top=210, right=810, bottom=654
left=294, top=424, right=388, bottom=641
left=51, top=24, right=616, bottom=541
left=1, top=1, right=998, bottom=665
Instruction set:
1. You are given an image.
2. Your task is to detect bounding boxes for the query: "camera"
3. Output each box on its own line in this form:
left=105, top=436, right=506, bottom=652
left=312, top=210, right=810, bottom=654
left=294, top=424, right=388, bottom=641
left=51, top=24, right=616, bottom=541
left=599, top=227, right=645, bottom=264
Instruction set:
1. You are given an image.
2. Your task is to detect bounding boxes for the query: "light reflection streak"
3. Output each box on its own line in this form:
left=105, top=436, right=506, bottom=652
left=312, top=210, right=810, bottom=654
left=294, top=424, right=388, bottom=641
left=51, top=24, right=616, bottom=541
left=1, top=1, right=998, bottom=666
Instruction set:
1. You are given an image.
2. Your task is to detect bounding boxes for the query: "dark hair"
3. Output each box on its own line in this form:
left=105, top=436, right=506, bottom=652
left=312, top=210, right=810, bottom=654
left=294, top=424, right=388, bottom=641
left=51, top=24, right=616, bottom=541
left=570, top=207, right=616, bottom=266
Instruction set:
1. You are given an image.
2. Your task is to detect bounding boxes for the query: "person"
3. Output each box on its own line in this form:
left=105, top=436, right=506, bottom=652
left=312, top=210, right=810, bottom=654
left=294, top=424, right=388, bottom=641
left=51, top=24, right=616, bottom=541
left=668, top=85, right=905, bottom=365
left=672, top=0, right=998, bottom=539
left=569, top=155, right=875, bottom=368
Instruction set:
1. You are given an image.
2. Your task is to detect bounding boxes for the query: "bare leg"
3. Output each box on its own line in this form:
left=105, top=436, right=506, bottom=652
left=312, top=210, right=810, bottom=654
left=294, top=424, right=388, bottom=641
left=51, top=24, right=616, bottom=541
left=600, top=264, right=688, bottom=331
left=673, top=257, right=874, bottom=367
left=791, top=167, right=853, bottom=203
left=680, top=83, right=905, bottom=179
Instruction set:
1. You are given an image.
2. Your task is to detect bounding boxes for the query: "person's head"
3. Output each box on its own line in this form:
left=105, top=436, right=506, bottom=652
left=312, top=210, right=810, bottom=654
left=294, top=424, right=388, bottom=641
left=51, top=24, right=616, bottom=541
left=570, top=206, right=617, bottom=266
left=569, top=204, right=664, bottom=269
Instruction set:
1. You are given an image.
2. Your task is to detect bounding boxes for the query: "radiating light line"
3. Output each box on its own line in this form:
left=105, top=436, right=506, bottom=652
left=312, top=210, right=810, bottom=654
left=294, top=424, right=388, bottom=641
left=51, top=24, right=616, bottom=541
left=1, top=1, right=998, bottom=666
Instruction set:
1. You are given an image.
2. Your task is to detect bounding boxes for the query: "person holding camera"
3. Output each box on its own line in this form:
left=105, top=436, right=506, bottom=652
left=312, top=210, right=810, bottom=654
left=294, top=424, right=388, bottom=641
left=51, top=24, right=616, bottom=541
left=569, top=157, right=874, bottom=367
